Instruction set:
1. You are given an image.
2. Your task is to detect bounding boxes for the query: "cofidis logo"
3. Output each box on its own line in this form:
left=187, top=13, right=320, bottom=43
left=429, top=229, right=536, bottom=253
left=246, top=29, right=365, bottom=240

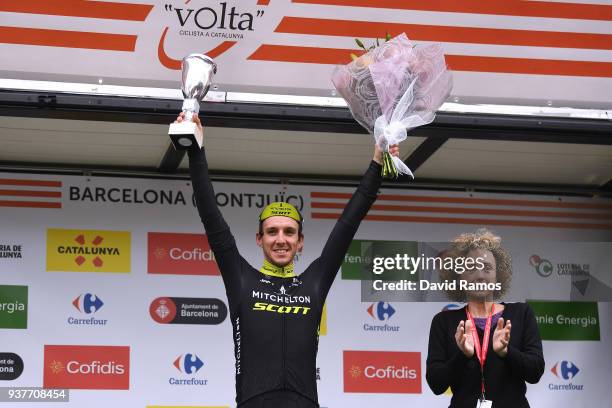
left=43, top=345, right=129, bottom=389
left=343, top=351, right=421, bottom=393
left=47, top=229, right=130, bottom=273
left=148, top=232, right=219, bottom=275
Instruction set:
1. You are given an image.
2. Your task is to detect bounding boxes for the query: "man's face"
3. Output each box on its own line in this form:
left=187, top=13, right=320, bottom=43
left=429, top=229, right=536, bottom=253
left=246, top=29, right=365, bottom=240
left=462, top=248, right=497, bottom=301
left=256, top=216, right=304, bottom=267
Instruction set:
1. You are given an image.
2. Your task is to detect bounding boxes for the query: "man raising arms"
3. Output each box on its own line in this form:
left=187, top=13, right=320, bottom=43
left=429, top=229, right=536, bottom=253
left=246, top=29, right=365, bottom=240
left=180, top=112, right=399, bottom=408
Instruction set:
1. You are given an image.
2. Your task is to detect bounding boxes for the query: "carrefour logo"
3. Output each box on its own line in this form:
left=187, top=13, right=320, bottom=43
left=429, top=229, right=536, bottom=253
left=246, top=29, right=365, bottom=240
left=169, top=353, right=207, bottom=386
left=363, top=302, right=399, bottom=333
left=530, top=255, right=553, bottom=277
left=368, top=302, right=395, bottom=321
left=68, top=293, right=107, bottom=326
left=551, top=361, right=580, bottom=380
left=73, top=294, right=104, bottom=314
left=549, top=360, right=584, bottom=391
left=174, top=354, right=203, bottom=374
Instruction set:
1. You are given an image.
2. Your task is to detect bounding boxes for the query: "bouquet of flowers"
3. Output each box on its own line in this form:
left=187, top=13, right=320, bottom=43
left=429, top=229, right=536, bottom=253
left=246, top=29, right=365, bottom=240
left=332, top=33, right=453, bottom=178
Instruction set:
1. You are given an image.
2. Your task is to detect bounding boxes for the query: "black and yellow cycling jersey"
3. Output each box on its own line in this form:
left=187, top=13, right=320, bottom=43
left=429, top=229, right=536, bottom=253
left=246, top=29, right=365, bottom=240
left=188, top=146, right=382, bottom=407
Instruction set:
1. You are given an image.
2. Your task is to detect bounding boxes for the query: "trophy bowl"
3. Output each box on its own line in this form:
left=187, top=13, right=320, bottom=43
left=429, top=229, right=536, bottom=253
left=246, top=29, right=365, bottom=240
left=168, top=54, right=217, bottom=150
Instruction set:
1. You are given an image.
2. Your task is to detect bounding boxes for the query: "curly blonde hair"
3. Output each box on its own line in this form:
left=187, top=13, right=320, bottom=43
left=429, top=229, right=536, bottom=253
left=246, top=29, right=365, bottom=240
left=439, top=228, right=512, bottom=302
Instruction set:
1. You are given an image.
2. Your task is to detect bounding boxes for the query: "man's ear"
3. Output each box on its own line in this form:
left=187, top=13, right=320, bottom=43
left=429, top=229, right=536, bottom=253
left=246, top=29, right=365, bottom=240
left=297, top=234, right=304, bottom=253
left=256, top=232, right=263, bottom=248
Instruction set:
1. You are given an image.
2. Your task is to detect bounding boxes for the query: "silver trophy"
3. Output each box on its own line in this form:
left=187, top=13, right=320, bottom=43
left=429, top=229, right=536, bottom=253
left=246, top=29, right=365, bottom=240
left=168, top=53, right=217, bottom=150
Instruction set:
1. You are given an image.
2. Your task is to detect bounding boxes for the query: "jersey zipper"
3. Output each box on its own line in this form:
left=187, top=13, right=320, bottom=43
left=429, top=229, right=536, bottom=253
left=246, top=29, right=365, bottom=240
left=282, top=311, right=287, bottom=387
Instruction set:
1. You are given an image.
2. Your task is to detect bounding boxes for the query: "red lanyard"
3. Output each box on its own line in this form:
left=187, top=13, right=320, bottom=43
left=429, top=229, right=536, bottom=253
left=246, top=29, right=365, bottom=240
left=466, top=304, right=494, bottom=398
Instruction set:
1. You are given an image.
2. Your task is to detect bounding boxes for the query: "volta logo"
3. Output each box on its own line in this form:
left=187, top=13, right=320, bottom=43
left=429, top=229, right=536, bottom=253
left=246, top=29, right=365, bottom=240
left=174, top=354, right=204, bottom=374
left=367, top=302, right=395, bottom=321
left=43, top=345, right=130, bottom=389
left=158, top=0, right=269, bottom=70
left=0, top=352, right=24, bottom=380
left=551, top=361, right=580, bottom=380
left=150, top=297, right=227, bottom=325
left=148, top=232, right=220, bottom=276
left=47, top=229, right=131, bottom=273
left=530, top=255, right=553, bottom=277
left=0, top=285, right=28, bottom=329
left=343, top=351, right=421, bottom=393
left=73, top=293, right=104, bottom=314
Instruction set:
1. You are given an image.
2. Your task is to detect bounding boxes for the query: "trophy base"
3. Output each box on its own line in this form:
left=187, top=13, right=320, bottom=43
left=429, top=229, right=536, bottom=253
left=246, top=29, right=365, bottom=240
left=168, top=121, right=203, bottom=150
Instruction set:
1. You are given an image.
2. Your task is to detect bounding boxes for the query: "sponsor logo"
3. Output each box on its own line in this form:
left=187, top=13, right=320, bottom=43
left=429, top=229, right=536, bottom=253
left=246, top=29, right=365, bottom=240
left=0, top=285, right=28, bottom=329
left=364, top=302, right=399, bottom=332
left=343, top=351, right=421, bottom=393
left=530, top=254, right=590, bottom=278
left=43, top=345, right=130, bottom=389
left=150, top=297, right=227, bottom=325
left=0, top=352, right=24, bottom=380
left=252, top=302, right=310, bottom=315
left=548, top=360, right=584, bottom=391
left=68, top=293, right=107, bottom=326
left=170, top=354, right=207, bottom=386
left=530, top=255, right=553, bottom=277
left=158, top=0, right=270, bottom=68
left=551, top=361, right=579, bottom=380
left=316, top=367, right=321, bottom=381
left=251, top=287, right=312, bottom=315
left=46, top=229, right=131, bottom=273
left=528, top=301, right=600, bottom=341
left=0, top=243, right=23, bottom=259
left=148, top=232, right=220, bottom=276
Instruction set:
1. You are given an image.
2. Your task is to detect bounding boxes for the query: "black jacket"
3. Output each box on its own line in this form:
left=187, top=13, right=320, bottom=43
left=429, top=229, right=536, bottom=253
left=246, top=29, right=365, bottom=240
left=426, top=303, right=545, bottom=408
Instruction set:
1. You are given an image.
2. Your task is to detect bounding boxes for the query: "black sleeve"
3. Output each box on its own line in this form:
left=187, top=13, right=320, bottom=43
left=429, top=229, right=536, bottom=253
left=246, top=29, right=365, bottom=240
left=312, top=160, right=382, bottom=299
left=188, top=146, right=242, bottom=305
left=504, top=304, right=545, bottom=384
left=426, top=312, right=472, bottom=395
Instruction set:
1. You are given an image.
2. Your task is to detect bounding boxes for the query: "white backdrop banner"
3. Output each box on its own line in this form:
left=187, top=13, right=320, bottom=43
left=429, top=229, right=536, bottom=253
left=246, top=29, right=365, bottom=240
left=1, top=171, right=611, bottom=407
left=0, top=0, right=611, bottom=106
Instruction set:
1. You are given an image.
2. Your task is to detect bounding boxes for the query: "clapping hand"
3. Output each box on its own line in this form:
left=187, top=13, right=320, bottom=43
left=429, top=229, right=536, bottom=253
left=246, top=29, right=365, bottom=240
left=455, top=319, right=475, bottom=358
left=493, top=318, right=511, bottom=357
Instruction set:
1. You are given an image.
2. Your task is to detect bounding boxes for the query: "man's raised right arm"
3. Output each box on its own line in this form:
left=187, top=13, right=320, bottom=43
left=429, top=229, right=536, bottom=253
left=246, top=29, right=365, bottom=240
left=182, top=113, right=242, bottom=299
